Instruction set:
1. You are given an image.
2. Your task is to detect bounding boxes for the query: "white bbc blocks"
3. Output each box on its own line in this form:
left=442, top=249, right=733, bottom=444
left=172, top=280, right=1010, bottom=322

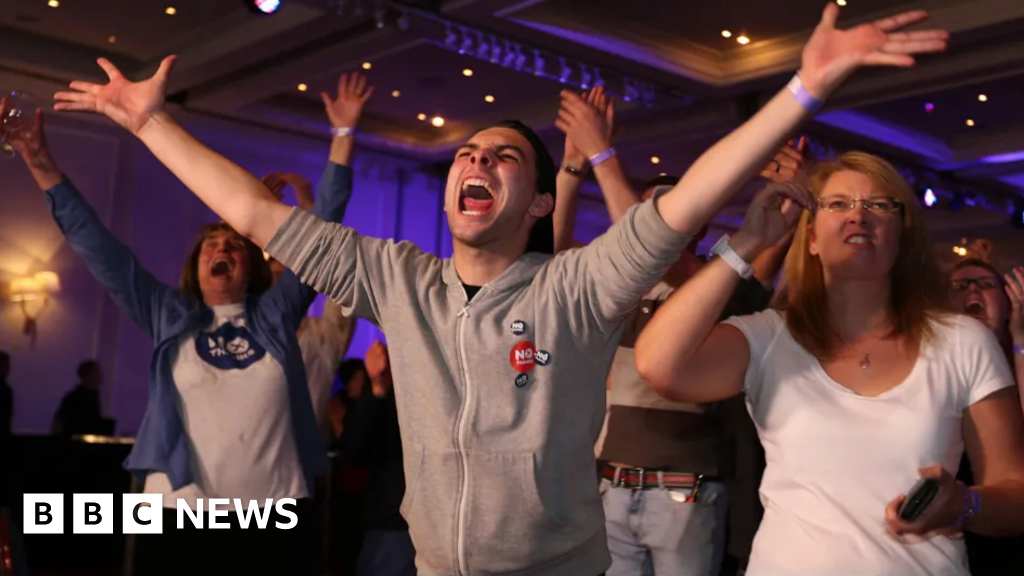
left=24, top=493, right=160, bottom=534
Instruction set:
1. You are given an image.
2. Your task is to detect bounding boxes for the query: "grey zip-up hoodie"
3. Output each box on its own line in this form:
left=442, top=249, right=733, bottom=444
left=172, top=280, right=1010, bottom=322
left=267, top=199, right=690, bottom=576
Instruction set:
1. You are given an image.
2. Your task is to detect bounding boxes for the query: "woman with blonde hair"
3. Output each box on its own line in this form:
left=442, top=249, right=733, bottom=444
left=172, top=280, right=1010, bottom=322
left=635, top=151, right=1024, bottom=575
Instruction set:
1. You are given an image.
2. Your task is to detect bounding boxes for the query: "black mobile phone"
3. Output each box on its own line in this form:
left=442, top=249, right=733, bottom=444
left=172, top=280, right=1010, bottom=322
left=898, top=478, right=940, bottom=522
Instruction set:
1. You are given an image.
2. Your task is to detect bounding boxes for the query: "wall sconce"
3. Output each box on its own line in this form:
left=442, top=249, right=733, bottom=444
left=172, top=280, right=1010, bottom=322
left=8, top=271, right=60, bottom=341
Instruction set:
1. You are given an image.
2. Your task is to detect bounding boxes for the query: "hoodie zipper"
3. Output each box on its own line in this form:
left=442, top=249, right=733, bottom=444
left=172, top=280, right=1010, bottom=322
left=454, top=293, right=473, bottom=576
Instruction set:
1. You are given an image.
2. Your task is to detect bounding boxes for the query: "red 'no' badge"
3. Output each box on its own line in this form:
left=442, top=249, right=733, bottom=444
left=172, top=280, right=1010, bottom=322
left=509, top=341, right=537, bottom=373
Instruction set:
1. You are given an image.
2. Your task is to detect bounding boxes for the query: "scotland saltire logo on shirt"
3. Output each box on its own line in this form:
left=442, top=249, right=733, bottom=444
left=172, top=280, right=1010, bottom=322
left=195, top=322, right=266, bottom=370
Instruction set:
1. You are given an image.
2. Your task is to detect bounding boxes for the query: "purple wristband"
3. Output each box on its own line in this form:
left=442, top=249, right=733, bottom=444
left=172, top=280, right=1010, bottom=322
left=787, top=74, right=823, bottom=114
left=1013, top=344, right=1024, bottom=355
left=588, top=147, right=616, bottom=167
left=947, top=481, right=981, bottom=531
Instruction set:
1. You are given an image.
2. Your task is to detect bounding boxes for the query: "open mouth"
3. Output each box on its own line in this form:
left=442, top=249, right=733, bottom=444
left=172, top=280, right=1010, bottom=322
left=210, top=256, right=233, bottom=278
left=459, top=177, right=496, bottom=216
left=844, top=234, right=871, bottom=245
left=965, top=300, right=986, bottom=318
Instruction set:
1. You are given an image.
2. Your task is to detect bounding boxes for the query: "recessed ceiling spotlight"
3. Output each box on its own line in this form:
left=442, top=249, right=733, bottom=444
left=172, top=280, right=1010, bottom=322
left=108, top=36, right=117, bottom=44
left=484, top=95, right=495, bottom=103
left=650, top=156, right=661, bottom=165
left=736, top=35, right=750, bottom=45
left=966, top=119, right=975, bottom=127
left=297, top=83, right=308, bottom=92
left=463, top=68, right=474, bottom=77
left=417, top=113, right=427, bottom=121
left=978, top=94, right=988, bottom=102
left=837, top=0, right=847, bottom=6
left=165, top=6, right=177, bottom=15
left=47, top=0, right=59, bottom=8
left=431, top=116, right=445, bottom=128
left=391, top=90, right=401, bottom=98
left=362, top=62, right=372, bottom=70
left=721, top=30, right=732, bottom=38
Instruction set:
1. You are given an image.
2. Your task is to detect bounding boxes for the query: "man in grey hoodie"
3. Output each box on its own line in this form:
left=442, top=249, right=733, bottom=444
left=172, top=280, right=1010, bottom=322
left=56, top=6, right=948, bottom=573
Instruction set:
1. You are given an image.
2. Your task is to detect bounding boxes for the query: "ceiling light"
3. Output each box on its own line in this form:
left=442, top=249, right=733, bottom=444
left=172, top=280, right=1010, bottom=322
left=48, top=0, right=59, bottom=7
left=650, top=156, right=661, bottom=164
left=417, top=113, right=427, bottom=121
left=297, top=83, right=308, bottom=92
left=391, top=90, right=401, bottom=98
left=978, top=94, right=988, bottom=102
left=431, top=116, right=445, bottom=128
left=463, top=68, right=474, bottom=77
left=108, top=36, right=117, bottom=44
left=924, top=102, right=934, bottom=113
left=484, top=95, right=495, bottom=103
left=362, top=62, right=372, bottom=70
left=966, top=119, right=975, bottom=127
left=721, top=30, right=732, bottom=38
left=250, top=0, right=281, bottom=14
left=736, top=35, right=750, bottom=45
left=165, top=6, right=177, bottom=15
left=836, top=0, right=847, bottom=6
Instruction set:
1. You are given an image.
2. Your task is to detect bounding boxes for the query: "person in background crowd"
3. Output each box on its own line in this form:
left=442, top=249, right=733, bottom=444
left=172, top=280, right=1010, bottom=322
left=264, top=169, right=357, bottom=444
left=0, top=67, right=361, bottom=574
left=52, top=360, right=113, bottom=436
left=333, top=341, right=414, bottom=576
left=552, top=82, right=799, bottom=575
left=556, top=112, right=799, bottom=575
left=0, top=351, right=12, bottom=441
left=636, top=146, right=1024, bottom=574
left=948, top=258, right=1024, bottom=576
left=53, top=5, right=950, bottom=573
left=326, top=357, right=372, bottom=576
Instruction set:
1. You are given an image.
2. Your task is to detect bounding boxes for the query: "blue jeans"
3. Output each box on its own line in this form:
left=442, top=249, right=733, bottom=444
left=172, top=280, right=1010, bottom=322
left=601, top=479, right=728, bottom=576
left=355, top=528, right=417, bottom=576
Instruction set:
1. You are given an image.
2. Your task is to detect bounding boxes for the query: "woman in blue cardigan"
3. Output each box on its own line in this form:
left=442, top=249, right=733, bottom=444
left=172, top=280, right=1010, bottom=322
left=2, top=71, right=373, bottom=576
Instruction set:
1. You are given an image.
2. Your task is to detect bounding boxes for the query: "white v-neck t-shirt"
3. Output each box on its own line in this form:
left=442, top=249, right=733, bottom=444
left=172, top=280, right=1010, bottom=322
left=143, top=303, right=308, bottom=509
left=722, top=310, right=1012, bottom=576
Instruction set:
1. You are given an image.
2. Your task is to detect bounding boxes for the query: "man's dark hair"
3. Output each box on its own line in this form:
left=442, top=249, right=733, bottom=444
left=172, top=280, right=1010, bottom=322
left=77, top=360, right=99, bottom=381
left=473, top=120, right=557, bottom=255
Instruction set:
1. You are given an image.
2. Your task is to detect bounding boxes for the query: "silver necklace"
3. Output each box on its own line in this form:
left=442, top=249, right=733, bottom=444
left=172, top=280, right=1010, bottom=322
left=859, top=352, right=871, bottom=370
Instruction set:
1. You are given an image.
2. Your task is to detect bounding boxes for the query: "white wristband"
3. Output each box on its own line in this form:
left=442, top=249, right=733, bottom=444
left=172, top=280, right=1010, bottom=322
left=331, top=126, right=356, bottom=138
left=710, top=235, right=754, bottom=279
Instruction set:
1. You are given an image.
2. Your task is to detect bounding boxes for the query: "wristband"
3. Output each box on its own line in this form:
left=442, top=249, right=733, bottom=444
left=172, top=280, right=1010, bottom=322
left=787, top=73, right=824, bottom=114
left=946, top=481, right=981, bottom=533
left=331, top=126, right=356, bottom=138
left=1013, top=344, right=1024, bottom=355
left=710, top=235, right=754, bottom=280
left=588, top=147, right=616, bottom=167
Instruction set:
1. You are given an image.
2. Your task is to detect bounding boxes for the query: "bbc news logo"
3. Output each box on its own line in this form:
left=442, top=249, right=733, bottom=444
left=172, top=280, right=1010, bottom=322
left=23, top=494, right=298, bottom=534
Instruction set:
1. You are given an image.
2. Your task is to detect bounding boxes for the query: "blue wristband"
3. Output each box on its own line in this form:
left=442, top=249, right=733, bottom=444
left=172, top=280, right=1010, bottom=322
left=589, top=147, right=616, bottom=167
left=787, top=74, right=823, bottom=114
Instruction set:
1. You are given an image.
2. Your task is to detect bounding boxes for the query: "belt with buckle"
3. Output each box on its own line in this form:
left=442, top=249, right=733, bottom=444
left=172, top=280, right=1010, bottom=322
left=602, top=464, right=719, bottom=500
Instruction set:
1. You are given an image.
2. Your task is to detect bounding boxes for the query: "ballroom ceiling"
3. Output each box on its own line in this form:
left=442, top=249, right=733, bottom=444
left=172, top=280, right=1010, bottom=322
left=2, top=0, right=1023, bottom=259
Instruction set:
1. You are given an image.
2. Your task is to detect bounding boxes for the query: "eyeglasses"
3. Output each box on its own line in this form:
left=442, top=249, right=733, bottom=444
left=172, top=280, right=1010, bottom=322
left=950, top=277, right=1001, bottom=292
left=816, top=196, right=903, bottom=214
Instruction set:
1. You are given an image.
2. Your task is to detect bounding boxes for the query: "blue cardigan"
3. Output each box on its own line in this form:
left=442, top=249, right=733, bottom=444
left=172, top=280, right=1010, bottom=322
left=45, top=163, right=353, bottom=493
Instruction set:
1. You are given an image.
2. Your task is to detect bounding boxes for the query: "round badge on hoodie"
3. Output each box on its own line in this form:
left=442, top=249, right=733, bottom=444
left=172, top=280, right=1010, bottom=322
left=510, top=320, right=527, bottom=336
left=509, top=341, right=536, bottom=373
